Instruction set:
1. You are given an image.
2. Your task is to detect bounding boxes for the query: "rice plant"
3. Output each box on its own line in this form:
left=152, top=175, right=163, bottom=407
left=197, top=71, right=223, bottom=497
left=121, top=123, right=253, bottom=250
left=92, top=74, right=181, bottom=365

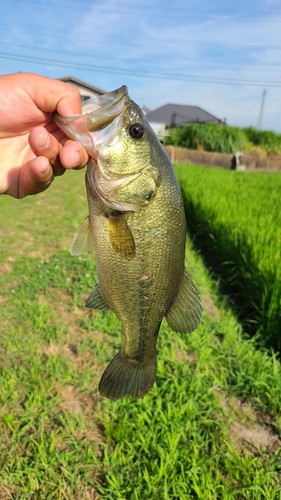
left=176, top=164, right=281, bottom=349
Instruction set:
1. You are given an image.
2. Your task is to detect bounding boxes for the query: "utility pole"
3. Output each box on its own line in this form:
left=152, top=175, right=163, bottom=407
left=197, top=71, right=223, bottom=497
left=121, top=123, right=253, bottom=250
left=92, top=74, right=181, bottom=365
left=257, top=90, right=266, bottom=129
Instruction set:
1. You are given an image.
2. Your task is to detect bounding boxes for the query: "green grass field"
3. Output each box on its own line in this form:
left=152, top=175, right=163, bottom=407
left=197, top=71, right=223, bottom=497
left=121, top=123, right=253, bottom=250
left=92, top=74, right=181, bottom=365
left=0, top=168, right=281, bottom=499
left=175, top=164, right=281, bottom=349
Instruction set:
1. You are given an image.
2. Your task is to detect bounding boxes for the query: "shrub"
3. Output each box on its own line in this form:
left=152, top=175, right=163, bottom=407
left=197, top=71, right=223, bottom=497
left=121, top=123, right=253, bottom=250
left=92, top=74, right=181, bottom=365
left=243, top=127, right=281, bottom=155
left=163, top=123, right=281, bottom=156
left=163, top=123, right=247, bottom=154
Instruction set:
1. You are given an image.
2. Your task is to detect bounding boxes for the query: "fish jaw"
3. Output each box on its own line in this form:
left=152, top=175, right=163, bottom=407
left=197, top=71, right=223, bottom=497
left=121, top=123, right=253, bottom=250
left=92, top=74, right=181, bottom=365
left=53, top=113, right=95, bottom=153
left=53, top=85, right=129, bottom=154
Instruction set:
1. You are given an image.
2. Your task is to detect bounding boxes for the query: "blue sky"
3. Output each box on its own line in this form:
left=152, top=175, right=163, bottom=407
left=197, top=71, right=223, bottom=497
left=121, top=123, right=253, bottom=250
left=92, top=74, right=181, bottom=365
left=1, top=0, right=281, bottom=131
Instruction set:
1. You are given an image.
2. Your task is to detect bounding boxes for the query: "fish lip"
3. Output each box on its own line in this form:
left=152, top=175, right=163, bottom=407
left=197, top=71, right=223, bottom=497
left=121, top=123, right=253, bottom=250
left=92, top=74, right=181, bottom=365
left=52, top=85, right=129, bottom=151
left=53, top=85, right=128, bottom=130
left=83, top=85, right=128, bottom=114
left=83, top=85, right=129, bottom=132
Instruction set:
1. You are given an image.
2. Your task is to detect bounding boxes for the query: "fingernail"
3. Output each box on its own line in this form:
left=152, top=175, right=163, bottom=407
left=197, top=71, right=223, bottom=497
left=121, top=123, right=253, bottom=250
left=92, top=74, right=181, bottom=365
left=41, top=165, right=51, bottom=175
left=72, top=153, right=80, bottom=168
left=40, top=133, right=50, bottom=149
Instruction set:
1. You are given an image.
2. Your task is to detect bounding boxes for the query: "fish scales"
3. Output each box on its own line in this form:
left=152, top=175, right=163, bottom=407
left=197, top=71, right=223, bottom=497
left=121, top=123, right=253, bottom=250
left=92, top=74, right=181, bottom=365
left=54, top=86, right=202, bottom=400
left=86, top=165, right=185, bottom=352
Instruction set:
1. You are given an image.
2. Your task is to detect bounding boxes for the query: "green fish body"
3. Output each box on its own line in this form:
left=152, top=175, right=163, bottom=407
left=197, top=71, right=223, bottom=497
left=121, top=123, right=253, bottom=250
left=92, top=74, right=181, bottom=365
left=54, top=86, right=202, bottom=400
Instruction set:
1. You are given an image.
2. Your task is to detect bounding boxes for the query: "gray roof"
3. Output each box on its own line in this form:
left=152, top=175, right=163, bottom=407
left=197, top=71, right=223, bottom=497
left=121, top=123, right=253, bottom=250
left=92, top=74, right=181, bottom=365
left=59, top=76, right=106, bottom=95
left=146, top=104, right=222, bottom=126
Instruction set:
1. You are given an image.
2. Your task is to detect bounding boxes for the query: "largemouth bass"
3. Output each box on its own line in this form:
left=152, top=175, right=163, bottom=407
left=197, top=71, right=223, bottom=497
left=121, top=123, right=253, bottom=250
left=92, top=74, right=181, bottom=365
left=54, top=86, right=202, bottom=400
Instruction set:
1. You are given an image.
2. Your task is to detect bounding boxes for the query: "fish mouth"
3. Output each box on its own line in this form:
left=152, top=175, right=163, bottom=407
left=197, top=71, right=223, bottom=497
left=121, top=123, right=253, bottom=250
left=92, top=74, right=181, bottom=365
left=83, top=85, right=128, bottom=133
left=54, top=85, right=146, bottom=212
left=53, top=85, right=129, bottom=152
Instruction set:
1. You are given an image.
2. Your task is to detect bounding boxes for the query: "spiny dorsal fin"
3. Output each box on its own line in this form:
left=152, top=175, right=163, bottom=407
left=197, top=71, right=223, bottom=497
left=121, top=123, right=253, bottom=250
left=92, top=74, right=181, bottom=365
left=107, top=215, right=135, bottom=260
left=70, top=216, right=94, bottom=256
left=85, top=284, right=111, bottom=310
left=165, top=271, right=202, bottom=334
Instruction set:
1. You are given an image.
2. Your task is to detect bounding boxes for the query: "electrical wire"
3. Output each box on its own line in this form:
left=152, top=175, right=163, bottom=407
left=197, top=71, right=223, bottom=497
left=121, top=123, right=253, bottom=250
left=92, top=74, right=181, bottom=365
left=2, top=39, right=281, bottom=74
left=1, top=50, right=281, bottom=88
left=8, top=0, right=281, bottom=23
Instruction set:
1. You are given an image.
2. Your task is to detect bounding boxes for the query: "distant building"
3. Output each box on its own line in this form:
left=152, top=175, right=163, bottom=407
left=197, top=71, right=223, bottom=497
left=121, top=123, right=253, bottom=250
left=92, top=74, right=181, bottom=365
left=59, top=76, right=106, bottom=102
left=146, top=103, right=223, bottom=137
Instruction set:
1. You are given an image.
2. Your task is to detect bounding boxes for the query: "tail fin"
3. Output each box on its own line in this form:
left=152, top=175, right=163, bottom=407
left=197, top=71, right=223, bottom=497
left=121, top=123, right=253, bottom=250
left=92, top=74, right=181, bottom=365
left=98, top=352, right=156, bottom=400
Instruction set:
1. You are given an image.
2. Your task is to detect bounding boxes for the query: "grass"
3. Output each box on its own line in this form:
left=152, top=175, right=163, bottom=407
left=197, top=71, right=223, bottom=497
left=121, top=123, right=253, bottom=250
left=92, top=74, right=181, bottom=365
left=175, top=164, right=281, bottom=350
left=243, top=127, right=281, bottom=156
left=163, top=123, right=247, bottom=154
left=0, top=168, right=281, bottom=498
left=163, top=123, right=281, bottom=156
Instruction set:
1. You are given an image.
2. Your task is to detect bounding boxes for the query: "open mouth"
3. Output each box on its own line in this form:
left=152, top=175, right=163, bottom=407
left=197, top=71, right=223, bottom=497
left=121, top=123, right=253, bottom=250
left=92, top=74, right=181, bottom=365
left=53, top=85, right=129, bottom=153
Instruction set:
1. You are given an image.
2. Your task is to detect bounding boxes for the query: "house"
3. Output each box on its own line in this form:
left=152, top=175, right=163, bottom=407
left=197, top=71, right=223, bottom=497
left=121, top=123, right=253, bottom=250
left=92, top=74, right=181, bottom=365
left=59, top=76, right=106, bottom=102
left=145, top=104, right=223, bottom=137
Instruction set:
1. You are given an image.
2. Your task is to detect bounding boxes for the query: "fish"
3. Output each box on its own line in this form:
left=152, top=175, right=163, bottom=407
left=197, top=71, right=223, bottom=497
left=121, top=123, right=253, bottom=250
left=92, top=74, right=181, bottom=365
left=53, top=86, right=202, bottom=400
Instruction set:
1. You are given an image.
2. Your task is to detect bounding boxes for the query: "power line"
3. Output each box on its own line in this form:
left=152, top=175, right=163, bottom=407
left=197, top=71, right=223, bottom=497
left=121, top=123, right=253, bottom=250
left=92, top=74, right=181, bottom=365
left=2, top=40, right=281, bottom=74
left=2, top=21, right=281, bottom=51
left=2, top=51, right=281, bottom=88
left=9, top=0, right=281, bottom=22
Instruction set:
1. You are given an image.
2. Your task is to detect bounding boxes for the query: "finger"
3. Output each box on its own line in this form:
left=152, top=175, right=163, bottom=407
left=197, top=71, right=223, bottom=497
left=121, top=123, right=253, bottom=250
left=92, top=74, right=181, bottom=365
left=59, top=140, right=89, bottom=170
left=19, top=156, right=55, bottom=198
left=21, top=73, right=82, bottom=116
left=28, top=126, right=65, bottom=177
left=29, top=126, right=62, bottom=158
left=29, top=126, right=88, bottom=172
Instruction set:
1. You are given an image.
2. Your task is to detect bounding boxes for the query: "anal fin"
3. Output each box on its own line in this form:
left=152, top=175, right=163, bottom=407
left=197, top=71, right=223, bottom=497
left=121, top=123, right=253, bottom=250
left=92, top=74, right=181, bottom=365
left=165, top=271, right=202, bottom=334
left=85, top=284, right=111, bottom=310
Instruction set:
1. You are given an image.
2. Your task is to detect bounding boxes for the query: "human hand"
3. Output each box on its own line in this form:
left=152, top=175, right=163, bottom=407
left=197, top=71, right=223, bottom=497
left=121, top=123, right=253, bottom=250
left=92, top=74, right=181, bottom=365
left=0, top=72, right=89, bottom=198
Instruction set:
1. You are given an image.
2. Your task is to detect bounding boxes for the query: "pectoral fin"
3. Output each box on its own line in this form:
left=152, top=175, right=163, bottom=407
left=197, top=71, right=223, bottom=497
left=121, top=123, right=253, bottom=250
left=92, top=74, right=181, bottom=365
left=85, top=284, right=111, bottom=310
left=107, top=215, right=135, bottom=260
left=165, top=271, right=202, bottom=334
left=70, top=216, right=94, bottom=256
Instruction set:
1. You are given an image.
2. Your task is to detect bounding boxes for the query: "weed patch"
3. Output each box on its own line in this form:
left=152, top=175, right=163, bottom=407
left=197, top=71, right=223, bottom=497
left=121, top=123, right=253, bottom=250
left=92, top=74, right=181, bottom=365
left=0, top=169, right=281, bottom=497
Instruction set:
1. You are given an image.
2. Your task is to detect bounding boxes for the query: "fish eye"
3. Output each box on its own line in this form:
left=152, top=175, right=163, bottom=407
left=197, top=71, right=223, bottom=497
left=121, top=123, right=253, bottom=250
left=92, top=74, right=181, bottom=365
left=129, top=123, right=144, bottom=139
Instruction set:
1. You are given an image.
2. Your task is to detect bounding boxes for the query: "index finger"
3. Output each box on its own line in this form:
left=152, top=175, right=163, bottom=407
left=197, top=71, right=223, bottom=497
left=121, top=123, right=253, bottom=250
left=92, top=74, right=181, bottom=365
left=21, top=73, right=82, bottom=116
